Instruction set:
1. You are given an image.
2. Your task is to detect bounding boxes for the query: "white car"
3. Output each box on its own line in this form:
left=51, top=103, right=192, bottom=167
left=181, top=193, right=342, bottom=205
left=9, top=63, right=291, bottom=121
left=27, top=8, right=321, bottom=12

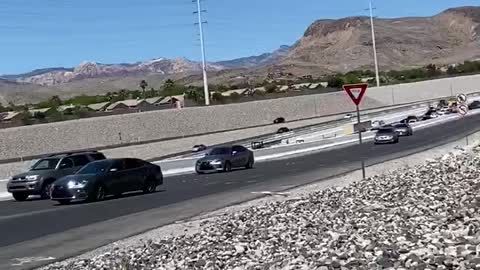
left=344, top=113, right=353, bottom=120
left=371, top=120, right=385, bottom=128
left=438, top=107, right=451, bottom=115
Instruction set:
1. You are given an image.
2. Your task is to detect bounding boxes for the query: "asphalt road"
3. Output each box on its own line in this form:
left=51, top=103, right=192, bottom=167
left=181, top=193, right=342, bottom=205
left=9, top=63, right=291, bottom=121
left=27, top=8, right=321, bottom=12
left=0, top=113, right=479, bottom=270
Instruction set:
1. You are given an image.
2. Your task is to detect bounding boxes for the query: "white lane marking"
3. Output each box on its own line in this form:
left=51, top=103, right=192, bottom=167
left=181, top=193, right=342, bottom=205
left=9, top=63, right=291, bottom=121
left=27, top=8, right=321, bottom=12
left=11, top=256, right=56, bottom=266
left=154, top=166, right=195, bottom=176
left=0, top=192, right=11, bottom=200
left=251, top=191, right=290, bottom=196
left=255, top=136, right=376, bottom=162
left=0, top=179, right=8, bottom=182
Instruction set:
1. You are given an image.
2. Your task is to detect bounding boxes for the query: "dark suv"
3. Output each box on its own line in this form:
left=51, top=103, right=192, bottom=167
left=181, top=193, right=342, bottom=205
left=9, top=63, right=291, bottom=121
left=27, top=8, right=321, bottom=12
left=7, top=151, right=106, bottom=201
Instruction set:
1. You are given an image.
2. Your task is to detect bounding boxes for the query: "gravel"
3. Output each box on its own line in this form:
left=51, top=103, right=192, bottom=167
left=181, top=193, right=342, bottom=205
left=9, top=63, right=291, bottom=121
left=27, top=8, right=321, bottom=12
left=41, top=145, right=480, bottom=270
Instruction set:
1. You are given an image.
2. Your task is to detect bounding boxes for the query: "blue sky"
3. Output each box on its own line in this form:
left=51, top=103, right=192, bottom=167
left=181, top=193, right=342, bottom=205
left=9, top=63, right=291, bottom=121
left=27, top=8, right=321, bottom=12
left=0, top=0, right=478, bottom=74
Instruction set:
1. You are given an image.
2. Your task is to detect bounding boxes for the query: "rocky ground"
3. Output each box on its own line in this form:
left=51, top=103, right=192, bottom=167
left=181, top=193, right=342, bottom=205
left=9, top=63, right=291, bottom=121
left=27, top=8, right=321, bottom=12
left=43, top=147, right=480, bottom=270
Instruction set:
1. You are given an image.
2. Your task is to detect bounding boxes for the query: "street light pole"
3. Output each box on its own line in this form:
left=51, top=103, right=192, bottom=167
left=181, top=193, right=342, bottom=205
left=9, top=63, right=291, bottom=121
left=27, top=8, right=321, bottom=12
left=195, top=0, right=210, bottom=105
left=369, top=0, right=380, bottom=88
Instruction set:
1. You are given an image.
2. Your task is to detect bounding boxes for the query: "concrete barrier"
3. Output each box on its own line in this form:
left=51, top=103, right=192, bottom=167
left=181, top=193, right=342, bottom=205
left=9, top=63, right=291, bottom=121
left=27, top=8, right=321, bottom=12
left=1, top=74, right=480, bottom=161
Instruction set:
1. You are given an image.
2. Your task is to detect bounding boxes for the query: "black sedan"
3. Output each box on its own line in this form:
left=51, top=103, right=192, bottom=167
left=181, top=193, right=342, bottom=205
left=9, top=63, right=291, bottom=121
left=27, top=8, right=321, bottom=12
left=374, top=127, right=399, bottom=144
left=196, top=145, right=254, bottom=174
left=50, top=158, right=163, bottom=205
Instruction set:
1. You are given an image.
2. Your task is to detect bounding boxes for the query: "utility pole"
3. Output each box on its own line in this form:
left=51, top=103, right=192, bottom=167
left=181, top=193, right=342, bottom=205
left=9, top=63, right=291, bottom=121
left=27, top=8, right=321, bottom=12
left=194, top=0, right=210, bottom=105
left=368, top=0, right=380, bottom=88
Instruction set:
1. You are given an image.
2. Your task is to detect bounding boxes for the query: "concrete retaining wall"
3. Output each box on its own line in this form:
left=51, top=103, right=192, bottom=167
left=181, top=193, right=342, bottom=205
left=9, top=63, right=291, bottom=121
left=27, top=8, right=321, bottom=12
left=370, top=74, right=480, bottom=105
left=1, top=74, right=480, bottom=161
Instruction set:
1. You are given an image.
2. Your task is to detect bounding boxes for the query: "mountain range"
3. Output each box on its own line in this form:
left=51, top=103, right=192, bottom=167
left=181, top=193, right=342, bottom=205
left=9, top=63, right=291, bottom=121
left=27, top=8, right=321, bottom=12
left=1, top=6, right=479, bottom=103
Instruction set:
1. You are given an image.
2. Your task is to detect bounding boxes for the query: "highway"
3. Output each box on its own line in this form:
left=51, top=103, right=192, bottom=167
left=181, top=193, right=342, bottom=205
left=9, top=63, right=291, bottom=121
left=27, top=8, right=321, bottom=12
left=0, top=113, right=479, bottom=269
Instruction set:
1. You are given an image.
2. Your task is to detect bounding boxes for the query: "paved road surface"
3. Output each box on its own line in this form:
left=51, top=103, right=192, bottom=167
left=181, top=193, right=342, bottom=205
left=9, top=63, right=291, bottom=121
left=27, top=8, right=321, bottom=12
left=0, top=113, right=479, bottom=270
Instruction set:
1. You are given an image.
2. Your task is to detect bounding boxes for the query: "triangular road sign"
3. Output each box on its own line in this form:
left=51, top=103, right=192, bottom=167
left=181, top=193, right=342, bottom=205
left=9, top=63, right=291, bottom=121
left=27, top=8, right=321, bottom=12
left=343, top=83, right=368, bottom=106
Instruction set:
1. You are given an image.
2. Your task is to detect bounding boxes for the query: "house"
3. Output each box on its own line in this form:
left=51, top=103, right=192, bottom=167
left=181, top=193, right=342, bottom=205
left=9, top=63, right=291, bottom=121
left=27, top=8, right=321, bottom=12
left=278, top=85, right=289, bottom=92
left=0, top=111, right=23, bottom=125
left=145, top=97, right=164, bottom=105
left=87, top=102, right=110, bottom=112
left=361, top=77, right=374, bottom=83
left=106, top=99, right=152, bottom=112
left=292, top=83, right=312, bottom=90
left=221, top=89, right=248, bottom=97
left=28, top=107, right=54, bottom=116
left=57, top=104, right=76, bottom=112
left=158, top=95, right=185, bottom=107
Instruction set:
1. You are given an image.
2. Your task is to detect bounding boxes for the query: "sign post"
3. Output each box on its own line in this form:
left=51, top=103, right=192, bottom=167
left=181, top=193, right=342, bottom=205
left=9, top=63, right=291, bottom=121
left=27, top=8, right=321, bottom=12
left=343, top=83, right=368, bottom=179
left=457, top=93, right=469, bottom=145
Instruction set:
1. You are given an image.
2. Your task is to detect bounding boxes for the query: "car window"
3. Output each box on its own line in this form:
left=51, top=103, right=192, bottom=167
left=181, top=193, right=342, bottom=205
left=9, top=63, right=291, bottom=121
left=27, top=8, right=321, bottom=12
left=210, top=147, right=231, bottom=155
left=110, top=160, right=125, bottom=171
left=90, top=153, right=106, bottom=161
left=59, top=158, right=74, bottom=169
left=71, top=155, right=90, bottom=167
left=378, top=128, right=394, bottom=133
left=31, top=158, right=60, bottom=171
left=233, top=146, right=246, bottom=152
left=125, top=159, right=143, bottom=170
left=77, top=161, right=112, bottom=175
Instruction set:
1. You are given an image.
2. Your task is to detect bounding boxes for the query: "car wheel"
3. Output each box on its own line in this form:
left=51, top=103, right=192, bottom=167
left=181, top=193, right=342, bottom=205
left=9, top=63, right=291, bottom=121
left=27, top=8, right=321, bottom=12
left=40, top=183, right=52, bottom=200
left=224, top=161, right=232, bottom=172
left=57, top=199, right=71, bottom=205
left=92, top=184, right=106, bottom=202
left=246, top=158, right=254, bottom=169
left=143, top=177, right=157, bottom=194
left=12, top=193, right=29, bottom=201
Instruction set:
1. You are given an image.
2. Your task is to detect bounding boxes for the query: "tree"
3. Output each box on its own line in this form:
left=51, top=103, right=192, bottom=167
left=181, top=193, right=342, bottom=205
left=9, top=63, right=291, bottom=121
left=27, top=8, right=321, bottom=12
left=163, top=79, right=175, bottom=91
left=149, top=87, right=157, bottom=98
left=118, top=89, right=129, bottom=100
left=33, top=112, right=46, bottom=120
left=446, top=65, right=459, bottom=75
left=48, top=96, right=62, bottom=108
left=343, top=74, right=361, bottom=84
left=327, top=76, right=344, bottom=88
left=264, top=83, right=278, bottom=93
left=425, top=64, right=440, bottom=78
left=211, top=92, right=225, bottom=103
left=162, top=79, right=186, bottom=96
left=140, top=80, right=148, bottom=99
left=229, top=92, right=241, bottom=102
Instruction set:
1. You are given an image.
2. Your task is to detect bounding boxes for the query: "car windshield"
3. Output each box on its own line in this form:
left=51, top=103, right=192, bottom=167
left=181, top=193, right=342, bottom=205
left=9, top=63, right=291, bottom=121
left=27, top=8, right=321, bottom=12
left=377, top=128, right=395, bottom=134
left=31, top=158, right=60, bottom=171
left=209, top=147, right=231, bottom=155
left=77, top=161, right=112, bottom=175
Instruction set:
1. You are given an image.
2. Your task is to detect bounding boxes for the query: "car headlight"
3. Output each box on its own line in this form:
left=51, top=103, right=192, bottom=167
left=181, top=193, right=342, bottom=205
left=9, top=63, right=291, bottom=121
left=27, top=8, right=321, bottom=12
left=26, top=175, right=39, bottom=181
left=67, top=180, right=88, bottom=189
left=209, top=160, right=223, bottom=165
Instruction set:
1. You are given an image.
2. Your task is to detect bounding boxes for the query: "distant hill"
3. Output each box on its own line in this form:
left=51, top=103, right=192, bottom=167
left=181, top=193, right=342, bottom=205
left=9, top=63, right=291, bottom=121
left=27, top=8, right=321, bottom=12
left=1, top=6, right=480, bottom=104
left=216, top=45, right=291, bottom=69
left=279, top=6, right=480, bottom=73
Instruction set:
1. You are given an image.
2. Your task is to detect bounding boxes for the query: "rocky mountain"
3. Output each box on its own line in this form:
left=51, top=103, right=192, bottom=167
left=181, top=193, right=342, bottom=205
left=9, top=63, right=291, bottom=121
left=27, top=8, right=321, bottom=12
left=1, top=6, right=480, bottom=103
left=4, top=58, right=224, bottom=86
left=280, top=6, right=480, bottom=73
left=216, top=45, right=291, bottom=69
